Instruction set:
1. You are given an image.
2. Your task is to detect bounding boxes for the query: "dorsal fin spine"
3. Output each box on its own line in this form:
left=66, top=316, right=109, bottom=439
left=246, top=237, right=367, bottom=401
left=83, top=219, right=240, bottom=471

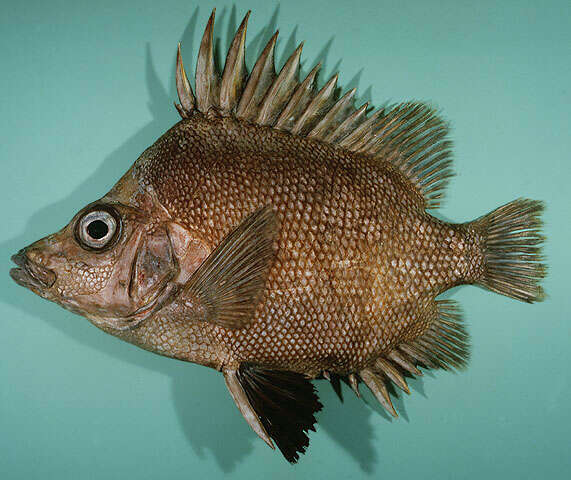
left=220, top=11, right=250, bottom=114
left=275, top=63, right=321, bottom=131
left=176, top=43, right=195, bottom=116
left=324, top=102, right=368, bottom=143
left=196, top=9, right=219, bottom=112
left=257, top=42, right=303, bottom=126
left=337, top=108, right=385, bottom=149
left=308, top=88, right=356, bottom=140
left=236, top=31, right=278, bottom=120
left=291, top=73, right=338, bottom=135
left=178, top=11, right=455, bottom=210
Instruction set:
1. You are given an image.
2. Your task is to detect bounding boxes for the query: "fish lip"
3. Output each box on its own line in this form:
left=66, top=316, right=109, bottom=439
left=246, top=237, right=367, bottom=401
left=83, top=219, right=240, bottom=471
left=10, top=250, right=56, bottom=290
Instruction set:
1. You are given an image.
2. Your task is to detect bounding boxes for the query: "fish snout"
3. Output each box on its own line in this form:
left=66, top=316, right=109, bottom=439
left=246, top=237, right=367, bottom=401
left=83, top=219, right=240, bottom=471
left=10, top=249, right=57, bottom=290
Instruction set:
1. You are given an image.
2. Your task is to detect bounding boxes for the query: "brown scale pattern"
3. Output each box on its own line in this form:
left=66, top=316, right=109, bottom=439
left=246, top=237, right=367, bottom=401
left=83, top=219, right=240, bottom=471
left=131, top=112, right=476, bottom=376
left=57, top=260, right=114, bottom=297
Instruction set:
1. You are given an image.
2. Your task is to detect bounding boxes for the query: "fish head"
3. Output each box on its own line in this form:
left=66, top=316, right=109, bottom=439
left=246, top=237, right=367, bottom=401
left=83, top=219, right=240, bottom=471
left=10, top=192, right=209, bottom=331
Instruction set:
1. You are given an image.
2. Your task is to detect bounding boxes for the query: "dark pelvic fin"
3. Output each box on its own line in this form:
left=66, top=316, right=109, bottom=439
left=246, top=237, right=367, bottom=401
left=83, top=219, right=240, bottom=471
left=470, top=198, right=546, bottom=303
left=184, top=206, right=278, bottom=329
left=228, top=364, right=323, bottom=463
left=359, top=299, right=469, bottom=417
left=174, top=10, right=454, bottom=209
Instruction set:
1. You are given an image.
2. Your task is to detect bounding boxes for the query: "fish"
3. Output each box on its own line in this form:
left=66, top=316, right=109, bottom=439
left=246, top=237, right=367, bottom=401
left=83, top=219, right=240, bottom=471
left=10, top=9, right=546, bottom=463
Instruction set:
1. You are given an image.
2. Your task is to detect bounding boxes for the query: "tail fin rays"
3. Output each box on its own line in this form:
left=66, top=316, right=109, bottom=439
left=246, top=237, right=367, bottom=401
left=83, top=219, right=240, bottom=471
left=473, top=198, right=546, bottom=303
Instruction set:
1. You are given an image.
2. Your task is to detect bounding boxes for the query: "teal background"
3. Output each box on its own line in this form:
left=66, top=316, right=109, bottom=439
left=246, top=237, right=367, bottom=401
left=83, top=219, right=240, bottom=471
left=1, top=0, right=570, bottom=478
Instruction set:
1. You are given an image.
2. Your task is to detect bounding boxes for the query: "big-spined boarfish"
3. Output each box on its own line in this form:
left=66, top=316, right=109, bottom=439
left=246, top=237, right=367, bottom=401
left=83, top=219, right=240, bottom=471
left=10, top=10, right=546, bottom=462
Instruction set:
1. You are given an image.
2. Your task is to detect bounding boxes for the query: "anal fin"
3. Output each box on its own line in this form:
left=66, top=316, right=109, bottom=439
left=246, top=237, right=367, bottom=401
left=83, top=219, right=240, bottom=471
left=402, top=299, right=470, bottom=371
left=359, top=299, right=469, bottom=416
left=225, top=364, right=322, bottom=463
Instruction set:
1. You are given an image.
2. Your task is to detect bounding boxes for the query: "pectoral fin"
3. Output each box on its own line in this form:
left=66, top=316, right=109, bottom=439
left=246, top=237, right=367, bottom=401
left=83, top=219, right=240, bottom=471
left=182, top=206, right=278, bottom=329
left=224, top=364, right=323, bottom=463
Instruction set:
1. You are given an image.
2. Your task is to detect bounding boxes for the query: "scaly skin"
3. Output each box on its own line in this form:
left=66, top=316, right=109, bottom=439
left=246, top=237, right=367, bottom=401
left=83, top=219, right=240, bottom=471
left=103, top=111, right=482, bottom=376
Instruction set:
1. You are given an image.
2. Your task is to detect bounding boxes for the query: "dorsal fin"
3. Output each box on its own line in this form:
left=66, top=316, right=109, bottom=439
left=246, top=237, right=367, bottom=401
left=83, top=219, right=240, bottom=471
left=257, top=42, right=303, bottom=126
left=236, top=31, right=278, bottom=121
left=195, top=9, right=219, bottom=112
left=274, top=63, right=320, bottom=131
left=219, top=11, right=250, bottom=114
left=175, top=10, right=454, bottom=209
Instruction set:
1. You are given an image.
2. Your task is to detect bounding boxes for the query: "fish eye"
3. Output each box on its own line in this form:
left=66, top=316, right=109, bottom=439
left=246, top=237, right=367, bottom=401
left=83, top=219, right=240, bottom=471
left=76, top=207, right=120, bottom=251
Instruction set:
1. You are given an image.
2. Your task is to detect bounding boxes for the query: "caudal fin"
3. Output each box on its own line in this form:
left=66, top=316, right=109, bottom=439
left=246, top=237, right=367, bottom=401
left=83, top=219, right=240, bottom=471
left=473, top=198, right=546, bottom=303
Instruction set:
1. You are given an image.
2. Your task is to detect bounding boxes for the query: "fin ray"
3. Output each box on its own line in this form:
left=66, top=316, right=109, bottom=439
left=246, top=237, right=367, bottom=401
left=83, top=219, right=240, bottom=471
left=219, top=11, right=250, bottom=114
left=399, top=299, right=470, bottom=371
left=234, top=364, right=322, bottom=463
left=182, top=206, right=277, bottom=329
left=351, top=299, right=469, bottom=417
left=195, top=9, right=220, bottom=112
left=257, top=43, right=303, bottom=126
left=471, top=198, right=546, bottom=303
left=177, top=11, right=455, bottom=209
left=236, top=32, right=278, bottom=120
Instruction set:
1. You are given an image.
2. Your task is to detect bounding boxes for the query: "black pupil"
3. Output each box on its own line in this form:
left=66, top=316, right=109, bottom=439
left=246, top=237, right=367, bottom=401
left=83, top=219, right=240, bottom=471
left=87, top=220, right=109, bottom=240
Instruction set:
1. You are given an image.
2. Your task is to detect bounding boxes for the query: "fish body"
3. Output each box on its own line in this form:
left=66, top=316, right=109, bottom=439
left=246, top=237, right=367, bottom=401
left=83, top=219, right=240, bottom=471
left=110, top=114, right=472, bottom=375
left=10, top=10, right=545, bottom=462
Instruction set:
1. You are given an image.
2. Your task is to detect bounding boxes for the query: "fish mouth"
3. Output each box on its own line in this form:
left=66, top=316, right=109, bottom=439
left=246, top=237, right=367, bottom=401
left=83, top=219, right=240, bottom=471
left=10, top=250, right=56, bottom=291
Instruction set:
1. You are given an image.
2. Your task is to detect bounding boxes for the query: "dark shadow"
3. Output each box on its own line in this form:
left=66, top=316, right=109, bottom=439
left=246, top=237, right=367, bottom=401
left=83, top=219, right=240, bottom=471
left=277, top=26, right=298, bottom=70
left=316, top=381, right=377, bottom=473
left=247, top=6, right=280, bottom=61
left=304, top=36, right=334, bottom=82
left=170, top=359, right=258, bottom=471
left=0, top=7, right=453, bottom=473
left=360, top=85, right=375, bottom=107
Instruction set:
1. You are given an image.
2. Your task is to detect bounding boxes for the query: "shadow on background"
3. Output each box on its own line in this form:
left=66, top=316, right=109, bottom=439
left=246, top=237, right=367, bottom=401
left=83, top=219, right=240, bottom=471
left=0, top=5, right=451, bottom=473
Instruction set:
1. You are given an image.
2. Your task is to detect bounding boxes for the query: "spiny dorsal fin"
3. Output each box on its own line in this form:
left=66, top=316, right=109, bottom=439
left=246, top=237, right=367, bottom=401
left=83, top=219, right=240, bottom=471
left=195, top=9, right=219, bottom=112
left=219, top=11, right=250, bottom=115
left=308, top=88, right=356, bottom=140
left=257, top=42, right=303, bottom=126
left=291, top=73, right=338, bottom=136
left=275, top=63, right=320, bottom=131
left=175, top=10, right=455, bottom=209
left=323, top=101, right=368, bottom=143
left=175, top=44, right=195, bottom=116
left=236, top=31, right=278, bottom=121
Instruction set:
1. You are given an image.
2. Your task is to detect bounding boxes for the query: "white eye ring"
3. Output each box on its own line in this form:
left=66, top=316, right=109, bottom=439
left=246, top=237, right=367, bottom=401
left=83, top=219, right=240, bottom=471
left=78, top=210, right=118, bottom=250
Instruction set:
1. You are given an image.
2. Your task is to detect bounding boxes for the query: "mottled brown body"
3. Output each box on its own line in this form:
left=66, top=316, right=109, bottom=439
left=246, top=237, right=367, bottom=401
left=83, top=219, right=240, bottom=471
left=108, top=112, right=479, bottom=375
left=11, top=10, right=545, bottom=462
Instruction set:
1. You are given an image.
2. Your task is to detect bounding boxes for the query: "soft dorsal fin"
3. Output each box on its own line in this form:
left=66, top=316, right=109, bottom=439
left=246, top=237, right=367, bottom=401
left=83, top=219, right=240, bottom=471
left=181, top=206, right=278, bottom=329
left=175, top=10, right=454, bottom=209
